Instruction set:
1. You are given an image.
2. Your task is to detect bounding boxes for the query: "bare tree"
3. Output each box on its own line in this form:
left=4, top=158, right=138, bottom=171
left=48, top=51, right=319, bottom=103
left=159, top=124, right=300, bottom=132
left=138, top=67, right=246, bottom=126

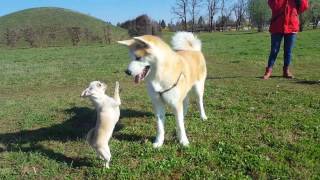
left=233, top=0, right=247, bottom=31
left=67, top=27, right=81, bottom=46
left=198, top=16, right=206, bottom=31
left=206, top=0, right=220, bottom=32
left=189, top=0, right=202, bottom=32
left=172, top=0, right=189, bottom=31
left=103, top=26, right=112, bottom=44
left=83, top=28, right=91, bottom=44
left=220, top=0, right=232, bottom=31
left=4, top=28, right=18, bottom=47
left=22, top=27, right=36, bottom=47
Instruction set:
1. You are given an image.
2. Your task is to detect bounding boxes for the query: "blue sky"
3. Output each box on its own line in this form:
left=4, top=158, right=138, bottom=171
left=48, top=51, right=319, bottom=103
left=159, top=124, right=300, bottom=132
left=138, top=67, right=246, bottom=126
left=0, top=0, right=176, bottom=24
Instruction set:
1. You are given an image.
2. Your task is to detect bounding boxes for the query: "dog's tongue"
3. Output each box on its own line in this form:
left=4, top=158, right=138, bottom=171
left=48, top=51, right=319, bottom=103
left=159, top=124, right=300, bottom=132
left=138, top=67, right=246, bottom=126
left=134, top=74, right=141, bottom=84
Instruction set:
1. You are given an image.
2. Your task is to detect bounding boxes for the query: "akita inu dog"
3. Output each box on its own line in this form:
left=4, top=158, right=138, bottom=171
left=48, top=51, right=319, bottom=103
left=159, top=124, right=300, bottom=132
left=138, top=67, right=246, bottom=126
left=118, top=32, right=207, bottom=148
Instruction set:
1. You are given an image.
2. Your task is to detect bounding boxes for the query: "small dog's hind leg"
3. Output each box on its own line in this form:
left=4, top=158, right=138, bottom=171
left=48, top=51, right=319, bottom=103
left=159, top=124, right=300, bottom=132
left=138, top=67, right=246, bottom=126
left=97, top=146, right=111, bottom=168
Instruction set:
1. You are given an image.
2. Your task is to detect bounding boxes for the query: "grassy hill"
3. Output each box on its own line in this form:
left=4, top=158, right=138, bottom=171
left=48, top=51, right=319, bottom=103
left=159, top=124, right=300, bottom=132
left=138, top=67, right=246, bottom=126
left=0, top=30, right=319, bottom=178
left=0, top=7, right=128, bottom=47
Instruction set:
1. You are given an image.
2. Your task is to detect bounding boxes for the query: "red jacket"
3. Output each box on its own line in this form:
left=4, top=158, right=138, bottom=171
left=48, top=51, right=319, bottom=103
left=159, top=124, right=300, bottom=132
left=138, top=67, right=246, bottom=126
left=268, top=0, right=309, bottom=33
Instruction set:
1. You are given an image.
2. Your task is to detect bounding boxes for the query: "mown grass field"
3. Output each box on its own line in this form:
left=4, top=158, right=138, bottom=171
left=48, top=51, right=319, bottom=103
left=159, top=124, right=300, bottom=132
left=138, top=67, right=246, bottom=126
left=0, top=30, right=319, bottom=179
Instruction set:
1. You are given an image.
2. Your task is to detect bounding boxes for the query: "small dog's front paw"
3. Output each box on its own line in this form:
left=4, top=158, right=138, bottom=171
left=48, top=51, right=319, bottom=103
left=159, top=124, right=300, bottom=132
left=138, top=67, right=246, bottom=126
left=104, top=162, right=110, bottom=169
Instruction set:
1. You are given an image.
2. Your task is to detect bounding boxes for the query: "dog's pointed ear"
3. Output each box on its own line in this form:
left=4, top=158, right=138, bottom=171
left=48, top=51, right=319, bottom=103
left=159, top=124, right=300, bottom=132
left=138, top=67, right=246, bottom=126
left=117, top=39, right=135, bottom=46
left=133, top=37, right=152, bottom=48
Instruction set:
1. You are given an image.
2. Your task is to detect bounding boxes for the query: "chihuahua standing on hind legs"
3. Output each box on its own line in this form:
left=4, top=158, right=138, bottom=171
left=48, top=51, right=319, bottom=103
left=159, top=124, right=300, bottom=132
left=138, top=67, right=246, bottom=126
left=81, top=81, right=121, bottom=168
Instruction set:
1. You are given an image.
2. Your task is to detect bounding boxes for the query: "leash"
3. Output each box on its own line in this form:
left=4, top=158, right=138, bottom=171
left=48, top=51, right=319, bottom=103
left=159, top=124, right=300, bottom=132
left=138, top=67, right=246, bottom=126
left=158, top=72, right=183, bottom=98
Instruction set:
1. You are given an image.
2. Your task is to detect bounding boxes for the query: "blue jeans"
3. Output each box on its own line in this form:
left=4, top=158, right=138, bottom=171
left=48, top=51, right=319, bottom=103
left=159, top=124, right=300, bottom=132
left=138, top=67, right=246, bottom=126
left=267, top=33, right=297, bottom=68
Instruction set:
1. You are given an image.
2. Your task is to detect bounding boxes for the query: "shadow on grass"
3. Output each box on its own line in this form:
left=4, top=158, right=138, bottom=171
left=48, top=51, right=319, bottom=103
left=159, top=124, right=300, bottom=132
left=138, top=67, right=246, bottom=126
left=0, top=106, right=153, bottom=167
left=223, top=32, right=259, bottom=36
left=294, top=79, right=320, bottom=85
left=207, top=76, right=242, bottom=80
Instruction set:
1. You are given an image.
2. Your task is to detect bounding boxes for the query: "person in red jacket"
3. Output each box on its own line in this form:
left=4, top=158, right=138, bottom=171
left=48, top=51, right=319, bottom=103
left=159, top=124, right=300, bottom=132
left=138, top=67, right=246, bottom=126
left=263, top=0, right=309, bottom=80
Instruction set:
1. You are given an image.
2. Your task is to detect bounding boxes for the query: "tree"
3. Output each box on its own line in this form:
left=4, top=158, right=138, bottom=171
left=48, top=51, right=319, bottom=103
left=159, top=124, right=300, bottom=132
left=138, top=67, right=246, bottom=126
left=310, top=0, right=320, bottom=29
left=4, top=28, right=18, bottom=47
left=67, top=27, right=81, bottom=46
left=103, top=26, right=112, bottom=44
left=220, top=0, right=232, bottom=31
left=233, top=0, right=247, bottom=31
left=248, top=0, right=271, bottom=32
left=198, top=16, right=206, bottom=31
left=83, top=28, right=91, bottom=44
left=172, top=0, right=189, bottom=31
left=206, top=0, right=220, bottom=32
left=22, top=27, right=36, bottom=47
left=189, top=0, right=202, bottom=32
left=120, top=15, right=161, bottom=37
left=160, top=20, right=167, bottom=29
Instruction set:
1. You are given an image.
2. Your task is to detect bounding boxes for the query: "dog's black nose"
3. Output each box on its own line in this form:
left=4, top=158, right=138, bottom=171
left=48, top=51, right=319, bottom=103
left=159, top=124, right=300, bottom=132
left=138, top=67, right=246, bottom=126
left=125, top=69, right=132, bottom=76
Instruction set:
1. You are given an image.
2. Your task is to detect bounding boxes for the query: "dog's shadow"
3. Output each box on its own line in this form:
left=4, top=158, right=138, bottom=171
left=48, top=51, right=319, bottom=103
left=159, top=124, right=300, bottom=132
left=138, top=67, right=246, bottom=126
left=0, top=107, right=153, bottom=167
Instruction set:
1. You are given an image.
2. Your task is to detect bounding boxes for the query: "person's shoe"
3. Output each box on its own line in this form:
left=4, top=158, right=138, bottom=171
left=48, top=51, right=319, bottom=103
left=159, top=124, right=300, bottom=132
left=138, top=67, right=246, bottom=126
left=283, top=66, right=294, bottom=79
left=263, top=67, right=272, bottom=80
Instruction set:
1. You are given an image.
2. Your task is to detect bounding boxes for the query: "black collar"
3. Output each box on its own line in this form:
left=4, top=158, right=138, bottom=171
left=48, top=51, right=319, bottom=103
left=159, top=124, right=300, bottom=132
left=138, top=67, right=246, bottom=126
left=158, top=72, right=183, bottom=97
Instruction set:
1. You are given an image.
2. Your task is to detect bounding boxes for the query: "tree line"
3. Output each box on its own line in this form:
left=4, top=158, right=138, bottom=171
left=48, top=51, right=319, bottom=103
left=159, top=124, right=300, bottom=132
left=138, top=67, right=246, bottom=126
left=2, top=1, right=319, bottom=48
left=170, top=0, right=320, bottom=32
left=2, top=25, right=122, bottom=48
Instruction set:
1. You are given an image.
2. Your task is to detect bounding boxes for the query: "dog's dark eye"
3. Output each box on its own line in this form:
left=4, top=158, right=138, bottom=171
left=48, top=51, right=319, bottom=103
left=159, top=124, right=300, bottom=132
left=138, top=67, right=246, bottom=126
left=97, top=83, right=102, bottom=87
left=135, top=56, right=141, bottom=61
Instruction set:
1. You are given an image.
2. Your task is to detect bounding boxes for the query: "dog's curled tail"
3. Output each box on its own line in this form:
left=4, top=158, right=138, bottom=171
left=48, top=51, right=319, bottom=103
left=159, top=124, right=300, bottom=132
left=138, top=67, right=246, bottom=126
left=171, top=32, right=202, bottom=51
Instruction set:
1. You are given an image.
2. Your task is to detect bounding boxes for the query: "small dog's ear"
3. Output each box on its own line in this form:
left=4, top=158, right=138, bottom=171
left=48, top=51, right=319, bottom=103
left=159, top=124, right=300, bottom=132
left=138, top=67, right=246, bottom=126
left=117, top=39, right=135, bottom=46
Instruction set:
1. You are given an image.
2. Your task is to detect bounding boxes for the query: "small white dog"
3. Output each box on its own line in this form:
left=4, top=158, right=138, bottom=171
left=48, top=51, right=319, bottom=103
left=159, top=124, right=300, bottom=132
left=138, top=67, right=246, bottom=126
left=81, top=81, right=121, bottom=168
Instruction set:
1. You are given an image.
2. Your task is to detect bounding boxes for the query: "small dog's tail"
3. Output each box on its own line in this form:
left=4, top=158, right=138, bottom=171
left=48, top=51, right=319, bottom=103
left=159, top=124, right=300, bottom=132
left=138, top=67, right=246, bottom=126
left=171, top=32, right=202, bottom=51
left=86, top=128, right=95, bottom=145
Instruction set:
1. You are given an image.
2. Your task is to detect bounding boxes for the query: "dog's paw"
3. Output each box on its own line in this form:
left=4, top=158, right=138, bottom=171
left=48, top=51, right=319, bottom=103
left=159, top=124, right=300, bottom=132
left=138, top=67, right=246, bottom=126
left=104, top=162, right=110, bottom=169
left=180, top=139, right=190, bottom=147
left=153, top=142, right=163, bottom=148
left=201, top=115, right=208, bottom=121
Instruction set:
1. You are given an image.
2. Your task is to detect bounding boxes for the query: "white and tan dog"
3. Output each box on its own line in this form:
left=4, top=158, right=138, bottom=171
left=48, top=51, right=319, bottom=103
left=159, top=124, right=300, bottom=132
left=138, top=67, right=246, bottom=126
left=118, top=32, right=207, bottom=148
left=81, top=81, right=121, bottom=168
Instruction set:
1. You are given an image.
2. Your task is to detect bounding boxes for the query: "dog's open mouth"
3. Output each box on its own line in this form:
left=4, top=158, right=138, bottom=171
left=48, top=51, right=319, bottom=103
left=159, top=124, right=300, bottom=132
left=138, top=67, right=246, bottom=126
left=134, top=66, right=150, bottom=84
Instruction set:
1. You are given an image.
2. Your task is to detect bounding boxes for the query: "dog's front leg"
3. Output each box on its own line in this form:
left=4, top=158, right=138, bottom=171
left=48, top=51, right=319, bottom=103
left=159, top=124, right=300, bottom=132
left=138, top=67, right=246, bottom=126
left=152, top=98, right=166, bottom=148
left=174, top=103, right=189, bottom=147
left=148, top=84, right=166, bottom=148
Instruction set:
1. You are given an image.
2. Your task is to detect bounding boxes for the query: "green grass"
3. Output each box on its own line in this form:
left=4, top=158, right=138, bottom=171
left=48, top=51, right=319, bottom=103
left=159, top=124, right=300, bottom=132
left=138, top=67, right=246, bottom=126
left=0, top=30, right=319, bottom=179
left=0, top=7, right=128, bottom=47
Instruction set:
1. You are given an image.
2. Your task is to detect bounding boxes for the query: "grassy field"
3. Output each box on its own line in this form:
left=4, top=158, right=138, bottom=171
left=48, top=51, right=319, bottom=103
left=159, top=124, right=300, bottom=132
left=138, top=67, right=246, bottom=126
left=0, top=30, right=319, bottom=179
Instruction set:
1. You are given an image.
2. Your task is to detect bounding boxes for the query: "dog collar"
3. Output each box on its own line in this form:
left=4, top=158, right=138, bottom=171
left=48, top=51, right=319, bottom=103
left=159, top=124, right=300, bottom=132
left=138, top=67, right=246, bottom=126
left=158, top=72, right=183, bottom=97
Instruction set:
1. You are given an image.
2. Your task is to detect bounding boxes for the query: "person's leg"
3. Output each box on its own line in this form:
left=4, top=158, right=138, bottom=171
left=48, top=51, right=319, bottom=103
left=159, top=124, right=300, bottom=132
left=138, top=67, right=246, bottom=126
left=264, top=33, right=283, bottom=79
left=267, top=33, right=283, bottom=68
left=283, top=33, right=297, bottom=78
